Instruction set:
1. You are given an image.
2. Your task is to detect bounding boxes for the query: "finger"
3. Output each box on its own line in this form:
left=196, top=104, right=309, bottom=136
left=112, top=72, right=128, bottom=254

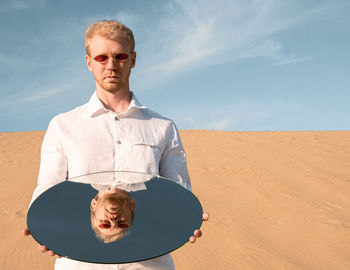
left=203, top=212, right=209, bottom=221
left=23, top=227, right=31, bottom=236
left=47, top=250, right=55, bottom=256
left=189, top=236, right=196, bottom=243
left=38, top=245, right=48, bottom=252
left=194, top=229, right=202, bottom=238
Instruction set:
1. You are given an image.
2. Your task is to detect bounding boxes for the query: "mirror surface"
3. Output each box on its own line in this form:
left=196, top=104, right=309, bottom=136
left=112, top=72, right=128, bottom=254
left=27, top=171, right=203, bottom=263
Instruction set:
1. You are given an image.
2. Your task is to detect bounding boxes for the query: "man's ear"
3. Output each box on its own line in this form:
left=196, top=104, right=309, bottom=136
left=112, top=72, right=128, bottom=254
left=131, top=51, right=136, bottom=69
left=130, top=199, right=136, bottom=211
left=86, top=55, right=93, bottom=72
left=90, top=198, right=97, bottom=211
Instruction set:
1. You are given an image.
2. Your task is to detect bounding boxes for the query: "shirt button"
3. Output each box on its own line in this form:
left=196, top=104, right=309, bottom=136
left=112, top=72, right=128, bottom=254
left=115, top=116, right=119, bottom=121
left=117, top=140, right=121, bottom=144
left=107, top=186, right=112, bottom=191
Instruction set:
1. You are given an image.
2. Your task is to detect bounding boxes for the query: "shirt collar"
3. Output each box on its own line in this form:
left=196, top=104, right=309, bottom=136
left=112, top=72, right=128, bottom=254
left=88, top=91, right=147, bottom=117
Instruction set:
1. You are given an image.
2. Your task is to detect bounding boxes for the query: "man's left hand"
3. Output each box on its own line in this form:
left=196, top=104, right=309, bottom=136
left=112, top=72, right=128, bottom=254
left=189, top=212, right=209, bottom=243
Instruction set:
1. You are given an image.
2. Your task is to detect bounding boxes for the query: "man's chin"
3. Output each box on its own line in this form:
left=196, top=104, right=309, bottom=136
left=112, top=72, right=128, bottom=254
left=97, top=82, right=122, bottom=93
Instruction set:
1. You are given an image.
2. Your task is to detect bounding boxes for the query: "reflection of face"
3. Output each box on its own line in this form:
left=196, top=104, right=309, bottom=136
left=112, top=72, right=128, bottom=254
left=90, top=188, right=135, bottom=241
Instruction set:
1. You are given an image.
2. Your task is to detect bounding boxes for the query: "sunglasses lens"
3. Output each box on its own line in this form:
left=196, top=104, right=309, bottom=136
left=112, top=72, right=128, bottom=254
left=93, top=53, right=130, bottom=64
left=118, top=223, right=129, bottom=229
left=115, top=53, right=129, bottom=60
left=94, top=55, right=109, bottom=63
left=98, top=223, right=111, bottom=229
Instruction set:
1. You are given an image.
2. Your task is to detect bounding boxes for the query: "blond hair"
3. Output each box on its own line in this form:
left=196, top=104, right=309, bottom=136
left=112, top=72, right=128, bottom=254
left=85, top=20, right=135, bottom=55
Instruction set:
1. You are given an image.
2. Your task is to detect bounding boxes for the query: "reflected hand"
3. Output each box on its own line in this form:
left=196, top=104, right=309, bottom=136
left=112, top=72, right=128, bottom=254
left=189, top=212, right=209, bottom=244
left=23, top=227, right=62, bottom=258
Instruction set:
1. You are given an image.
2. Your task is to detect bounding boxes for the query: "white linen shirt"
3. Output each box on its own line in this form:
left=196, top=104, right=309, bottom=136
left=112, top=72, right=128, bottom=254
left=29, top=91, right=191, bottom=270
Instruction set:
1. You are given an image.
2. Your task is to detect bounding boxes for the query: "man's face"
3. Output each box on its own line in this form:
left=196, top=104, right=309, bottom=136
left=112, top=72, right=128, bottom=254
left=90, top=188, right=136, bottom=236
left=85, top=34, right=136, bottom=94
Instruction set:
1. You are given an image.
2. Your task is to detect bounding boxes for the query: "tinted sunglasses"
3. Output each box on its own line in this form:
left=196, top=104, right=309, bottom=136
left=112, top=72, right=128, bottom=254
left=93, top=53, right=131, bottom=64
left=98, top=222, right=129, bottom=229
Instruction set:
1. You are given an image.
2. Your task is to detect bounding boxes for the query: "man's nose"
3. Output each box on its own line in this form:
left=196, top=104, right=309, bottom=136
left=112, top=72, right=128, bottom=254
left=107, top=219, right=116, bottom=228
left=107, top=212, right=118, bottom=219
left=106, top=56, right=118, bottom=69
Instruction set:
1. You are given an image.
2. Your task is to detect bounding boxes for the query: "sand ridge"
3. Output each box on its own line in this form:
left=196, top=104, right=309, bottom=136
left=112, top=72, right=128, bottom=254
left=1, top=130, right=350, bottom=269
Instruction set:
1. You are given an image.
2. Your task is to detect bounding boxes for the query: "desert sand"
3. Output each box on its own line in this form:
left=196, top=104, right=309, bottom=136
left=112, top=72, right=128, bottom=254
left=1, top=130, right=349, bottom=269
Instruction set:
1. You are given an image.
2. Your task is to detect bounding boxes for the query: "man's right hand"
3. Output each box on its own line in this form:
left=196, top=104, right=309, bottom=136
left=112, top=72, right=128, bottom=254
left=23, top=227, right=62, bottom=258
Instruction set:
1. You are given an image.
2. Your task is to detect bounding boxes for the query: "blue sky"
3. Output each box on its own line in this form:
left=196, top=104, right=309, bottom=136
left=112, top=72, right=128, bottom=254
left=0, top=0, right=349, bottom=132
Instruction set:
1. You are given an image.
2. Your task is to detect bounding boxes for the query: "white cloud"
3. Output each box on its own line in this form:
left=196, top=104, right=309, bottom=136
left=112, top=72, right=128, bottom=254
left=0, top=0, right=46, bottom=11
left=182, top=116, right=235, bottom=130
left=17, top=84, right=73, bottom=103
left=132, top=0, right=330, bottom=90
left=203, top=118, right=236, bottom=130
left=12, top=1, right=28, bottom=9
left=223, top=39, right=313, bottom=66
left=0, top=0, right=330, bottom=112
left=274, top=56, right=309, bottom=66
left=177, top=99, right=287, bottom=131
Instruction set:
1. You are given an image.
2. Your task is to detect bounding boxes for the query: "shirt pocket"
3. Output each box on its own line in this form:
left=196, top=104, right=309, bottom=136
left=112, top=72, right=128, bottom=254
left=130, top=141, right=161, bottom=174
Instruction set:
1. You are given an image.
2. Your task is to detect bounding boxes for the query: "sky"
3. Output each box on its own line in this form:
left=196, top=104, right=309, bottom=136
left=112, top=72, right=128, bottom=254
left=0, top=0, right=349, bottom=132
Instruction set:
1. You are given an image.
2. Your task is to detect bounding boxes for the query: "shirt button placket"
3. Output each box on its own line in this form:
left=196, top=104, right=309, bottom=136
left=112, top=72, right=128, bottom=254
left=114, top=115, right=122, bottom=171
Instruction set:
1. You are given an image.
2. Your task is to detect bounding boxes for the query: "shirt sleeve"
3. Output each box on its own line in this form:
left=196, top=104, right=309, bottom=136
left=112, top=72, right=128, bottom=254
left=159, top=122, right=191, bottom=191
left=29, top=117, right=68, bottom=207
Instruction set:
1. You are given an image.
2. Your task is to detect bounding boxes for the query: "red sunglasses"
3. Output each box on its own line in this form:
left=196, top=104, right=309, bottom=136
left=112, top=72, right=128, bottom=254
left=98, top=222, right=129, bottom=229
left=93, top=53, right=130, bottom=64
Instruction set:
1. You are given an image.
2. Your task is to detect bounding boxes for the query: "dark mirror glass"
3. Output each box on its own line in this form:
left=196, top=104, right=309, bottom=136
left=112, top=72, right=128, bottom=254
left=27, top=171, right=203, bottom=264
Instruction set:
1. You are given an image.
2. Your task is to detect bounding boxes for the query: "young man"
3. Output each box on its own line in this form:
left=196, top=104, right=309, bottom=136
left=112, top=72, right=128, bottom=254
left=24, top=20, right=208, bottom=269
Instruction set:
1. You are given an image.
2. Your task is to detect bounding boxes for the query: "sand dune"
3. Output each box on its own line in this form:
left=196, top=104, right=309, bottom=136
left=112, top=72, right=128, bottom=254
left=1, top=130, right=350, bottom=269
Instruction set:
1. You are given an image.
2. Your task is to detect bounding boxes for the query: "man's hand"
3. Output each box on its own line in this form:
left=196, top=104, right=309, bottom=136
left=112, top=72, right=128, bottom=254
left=189, top=212, right=209, bottom=243
left=23, top=227, right=62, bottom=258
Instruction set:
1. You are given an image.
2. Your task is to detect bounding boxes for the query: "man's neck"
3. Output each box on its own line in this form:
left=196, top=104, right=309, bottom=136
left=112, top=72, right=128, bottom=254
left=96, top=87, right=132, bottom=115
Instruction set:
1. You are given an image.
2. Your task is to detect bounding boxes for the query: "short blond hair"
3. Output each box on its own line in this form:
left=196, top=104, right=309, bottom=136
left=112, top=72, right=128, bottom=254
left=85, top=20, right=135, bottom=55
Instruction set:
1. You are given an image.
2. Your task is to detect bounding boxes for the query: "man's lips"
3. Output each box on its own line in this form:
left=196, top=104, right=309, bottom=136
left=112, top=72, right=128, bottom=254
left=105, top=75, right=119, bottom=80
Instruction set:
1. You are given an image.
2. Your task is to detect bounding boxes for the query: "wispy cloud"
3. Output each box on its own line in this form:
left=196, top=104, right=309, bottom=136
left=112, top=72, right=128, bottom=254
left=17, top=83, right=74, bottom=103
left=12, top=1, right=28, bottom=9
left=186, top=117, right=236, bottom=131
left=175, top=99, right=287, bottom=131
left=132, top=0, right=329, bottom=90
left=0, top=0, right=46, bottom=11
left=225, top=39, right=315, bottom=66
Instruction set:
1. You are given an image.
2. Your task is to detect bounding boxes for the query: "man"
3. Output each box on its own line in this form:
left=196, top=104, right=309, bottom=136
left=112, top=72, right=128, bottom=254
left=24, top=20, right=208, bottom=269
